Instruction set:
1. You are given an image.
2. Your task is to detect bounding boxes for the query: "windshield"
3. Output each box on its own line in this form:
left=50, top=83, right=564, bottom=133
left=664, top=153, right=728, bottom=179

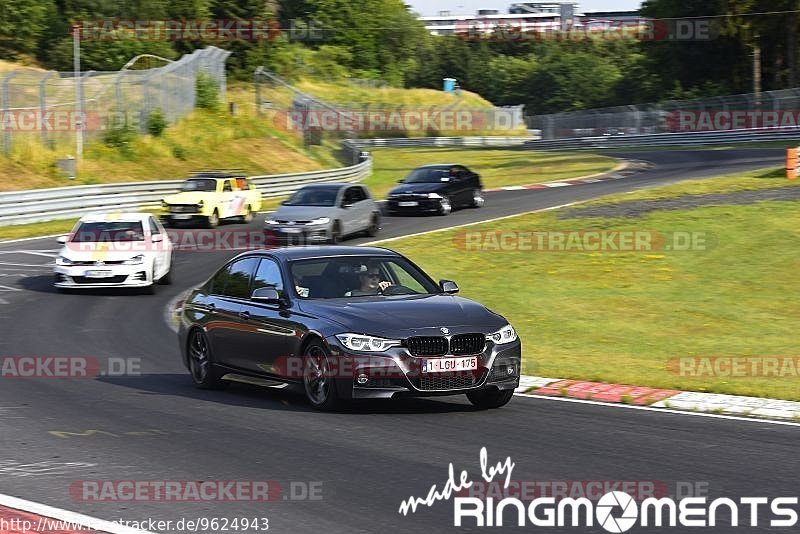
left=283, top=188, right=338, bottom=207
left=181, top=179, right=217, bottom=192
left=403, top=167, right=451, bottom=183
left=291, top=256, right=439, bottom=299
left=71, top=221, right=145, bottom=242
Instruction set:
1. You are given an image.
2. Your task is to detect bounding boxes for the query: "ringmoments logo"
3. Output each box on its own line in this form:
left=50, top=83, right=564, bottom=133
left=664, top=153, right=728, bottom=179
left=398, top=448, right=800, bottom=531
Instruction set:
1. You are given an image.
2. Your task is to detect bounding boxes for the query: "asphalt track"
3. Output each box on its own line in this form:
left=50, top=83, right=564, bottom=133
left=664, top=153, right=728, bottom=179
left=0, top=148, right=796, bottom=533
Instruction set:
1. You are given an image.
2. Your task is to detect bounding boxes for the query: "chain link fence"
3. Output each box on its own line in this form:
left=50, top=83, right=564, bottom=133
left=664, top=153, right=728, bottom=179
left=0, top=46, right=230, bottom=156
left=529, top=88, right=800, bottom=139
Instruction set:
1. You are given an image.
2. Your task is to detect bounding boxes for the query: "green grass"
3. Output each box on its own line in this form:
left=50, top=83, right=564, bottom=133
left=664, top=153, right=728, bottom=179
left=366, top=148, right=619, bottom=199
left=382, top=168, right=800, bottom=401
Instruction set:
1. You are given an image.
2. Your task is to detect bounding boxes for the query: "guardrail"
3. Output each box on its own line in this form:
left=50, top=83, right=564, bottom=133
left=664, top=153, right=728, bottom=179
left=348, top=135, right=537, bottom=148
left=523, top=128, right=800, bottom=150
left=0, top=158, right=371, bottom=226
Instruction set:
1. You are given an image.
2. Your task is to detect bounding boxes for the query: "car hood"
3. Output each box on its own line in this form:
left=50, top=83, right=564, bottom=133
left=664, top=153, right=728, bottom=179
left=58, top=243, right=153, bottom=262
left=389, top=182, right=446, bottom=195
left=271, top=205, right=337, bottom=221
left=299, top=294, right=507, bottom=338
left=163, top=192, right=206, bottom=205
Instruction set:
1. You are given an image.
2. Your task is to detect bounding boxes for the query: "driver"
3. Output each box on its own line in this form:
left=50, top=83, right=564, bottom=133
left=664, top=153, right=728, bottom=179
left=345, top=262, right=392, bottom=296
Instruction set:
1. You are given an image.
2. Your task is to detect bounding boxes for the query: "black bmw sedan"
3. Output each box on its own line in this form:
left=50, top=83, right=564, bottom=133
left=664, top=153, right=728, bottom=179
left=385, top=164, right=484, bottom=215
left=178, top=246, right=520, bottom=411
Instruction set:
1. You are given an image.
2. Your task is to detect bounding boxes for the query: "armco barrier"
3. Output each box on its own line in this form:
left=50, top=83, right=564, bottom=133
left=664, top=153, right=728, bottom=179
left=523, top=127, right=800, bottom=150
left=0, top=159, right=371, bottom=226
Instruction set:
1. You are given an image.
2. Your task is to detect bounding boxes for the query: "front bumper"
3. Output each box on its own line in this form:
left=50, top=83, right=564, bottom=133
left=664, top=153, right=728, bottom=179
left=265, top=225, right=332, bottom=245
left=53, top=264, right=152, bottom=288
left=386, top=197, right=442, bottom=213
left=324, top=335, right=521, bottom=400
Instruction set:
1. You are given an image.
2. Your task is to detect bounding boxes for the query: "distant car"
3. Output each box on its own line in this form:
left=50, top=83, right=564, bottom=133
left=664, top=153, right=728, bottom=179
left=177, top=246, right=520, bottom=411
left=54, top=213, right=173, bottom=292
left=265, top=183, right=380, bottom=244
left=386, top=164, right=484, bottom=216
left=161, top=171, right=262, bottom=228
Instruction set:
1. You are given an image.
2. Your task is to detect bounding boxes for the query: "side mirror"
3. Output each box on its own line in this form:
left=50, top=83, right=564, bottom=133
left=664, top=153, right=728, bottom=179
left=251, top=287, right=282, bottom=305
left=439, top=280, right=459, bottom=294
left=440, top=176, right=451, bottom=182
left=151, top=234, right=164, bottom=243
left=56, top=235, right=68, bottom=244
left=397, top=179, right=405, bottom=183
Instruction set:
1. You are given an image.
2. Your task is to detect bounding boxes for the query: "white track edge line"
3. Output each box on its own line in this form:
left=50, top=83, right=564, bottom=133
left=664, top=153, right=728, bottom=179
left=0, top=493, right=155, bottom=533
left=513, top=392, right=800, bottom=427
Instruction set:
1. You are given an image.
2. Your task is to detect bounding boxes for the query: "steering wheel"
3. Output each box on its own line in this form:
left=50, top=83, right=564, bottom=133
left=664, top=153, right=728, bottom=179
left=381, top=284, right=418, bottom=296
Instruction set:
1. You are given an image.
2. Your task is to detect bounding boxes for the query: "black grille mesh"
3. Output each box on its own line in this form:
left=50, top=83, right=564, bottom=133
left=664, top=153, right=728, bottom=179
left=407, top=337, right=448, bottom=356
left=450, top=334, right=486, bottom=355
left=418, top=373, right=479, bottom=391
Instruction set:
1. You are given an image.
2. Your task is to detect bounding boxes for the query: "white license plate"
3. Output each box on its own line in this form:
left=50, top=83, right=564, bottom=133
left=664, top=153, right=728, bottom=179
left=85, top=270, right=113, bottom=278
left=282, top=228, right=301, bottom=233
left=422, top=356, right=478, bottom=374
left=172, top=214, right=192, bottom=220
left=398, top=201, right=418, bottom=207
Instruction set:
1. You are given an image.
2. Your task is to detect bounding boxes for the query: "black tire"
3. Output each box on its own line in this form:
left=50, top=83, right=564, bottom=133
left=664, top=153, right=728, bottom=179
left=330, top=221, right=342, bottom=244
left=242, top=205, right=254, bottom=223
left=207, top=210, right=220, bottom=228
left=466, top=388, right=514, bottom=410
left=366, top=213, right=380, bottom=237
left=187, top=328, right=228, bottom=390
left=438, top=196, right=452, bottom=216
left=302, top=339, right=343, bottom=411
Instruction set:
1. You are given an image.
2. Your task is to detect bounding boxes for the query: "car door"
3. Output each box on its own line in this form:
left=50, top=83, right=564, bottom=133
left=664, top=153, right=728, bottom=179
left=237, top=258, right=302, bottom=376
left=339, top=187, right=359, bottom=235
left=451, top=165, right=472, bottom=207
left=350, top=186, right=371, bottom=231
left=209, top=256, right=259, bottom=370
left=148, top=216, right=170, bottom=279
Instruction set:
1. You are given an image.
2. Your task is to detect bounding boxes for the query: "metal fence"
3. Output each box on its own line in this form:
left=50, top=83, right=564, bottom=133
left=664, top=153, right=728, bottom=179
left=530, top=88, right=800, bottom=139
left=0, top=46, right=230, bottom=155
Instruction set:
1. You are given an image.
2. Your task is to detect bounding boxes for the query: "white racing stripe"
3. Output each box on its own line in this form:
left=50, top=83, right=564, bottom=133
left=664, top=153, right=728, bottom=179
left=513, top=392, right=800, bottom=427
left=0, top=493, right=155, bottom=533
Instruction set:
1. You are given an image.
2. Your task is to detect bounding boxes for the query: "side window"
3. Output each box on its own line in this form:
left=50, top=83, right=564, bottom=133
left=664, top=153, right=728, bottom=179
left=223, top=180, right=233, bottom=192
left=209, top=264, right=232, bottom=295
left=148, top=217, right=161, bottom=235
left=221, top=258, right=258, bottom=299
left=252, top=258, right=285, bottom=299
left=452, top=166, right=468, bottom=179
left=352, top=187, right=367, bottom=202
left=343, top=188, right=356, bottom=205
left=359, top=186, right=371, bottom=200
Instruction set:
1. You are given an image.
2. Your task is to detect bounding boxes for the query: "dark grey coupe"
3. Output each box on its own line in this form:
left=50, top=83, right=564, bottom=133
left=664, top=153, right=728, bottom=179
left=177, top=246, right=521, bottom=411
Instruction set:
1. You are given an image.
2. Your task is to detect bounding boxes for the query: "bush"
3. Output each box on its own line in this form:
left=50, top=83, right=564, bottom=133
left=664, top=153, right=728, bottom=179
left=147, top=108, right=166, bottom=136
left=196, top=72, right=220, bottom=110
left=102, top=120, right=136, bottom=156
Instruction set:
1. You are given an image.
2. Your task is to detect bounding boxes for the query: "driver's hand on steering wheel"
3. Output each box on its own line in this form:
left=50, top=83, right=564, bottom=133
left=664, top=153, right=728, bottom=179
left=378, top=280, right=392, bottom=291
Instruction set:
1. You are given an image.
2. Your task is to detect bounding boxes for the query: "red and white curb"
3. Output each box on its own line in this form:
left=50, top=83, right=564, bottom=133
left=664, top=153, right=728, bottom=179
left=0, top=494, right=153, bottom=533
left=516, top=375, right=800, bottom=423
left=484, top=160, right=653, bottom=193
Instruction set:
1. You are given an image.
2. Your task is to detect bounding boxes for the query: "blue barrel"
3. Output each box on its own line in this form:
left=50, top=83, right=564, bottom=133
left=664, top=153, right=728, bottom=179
left=443, top=78, right=456, bottom=92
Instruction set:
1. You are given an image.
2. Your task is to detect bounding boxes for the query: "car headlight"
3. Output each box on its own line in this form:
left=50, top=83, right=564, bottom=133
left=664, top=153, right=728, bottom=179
left=56, top=256, right=73, bottom=266
left=427, top=193, right=443, bottom=199
left=122, top=254, right=145, bottom=265
left=306, top=217, right=331, bottom=226
left=487, top=324, right=517, bottom=345
left=335, top=333, right=401, bottom=352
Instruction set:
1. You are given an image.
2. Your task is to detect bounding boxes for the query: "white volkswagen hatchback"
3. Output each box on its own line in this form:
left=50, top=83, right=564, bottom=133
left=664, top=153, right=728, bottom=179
left=54, top=213, right=173, bottom=292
